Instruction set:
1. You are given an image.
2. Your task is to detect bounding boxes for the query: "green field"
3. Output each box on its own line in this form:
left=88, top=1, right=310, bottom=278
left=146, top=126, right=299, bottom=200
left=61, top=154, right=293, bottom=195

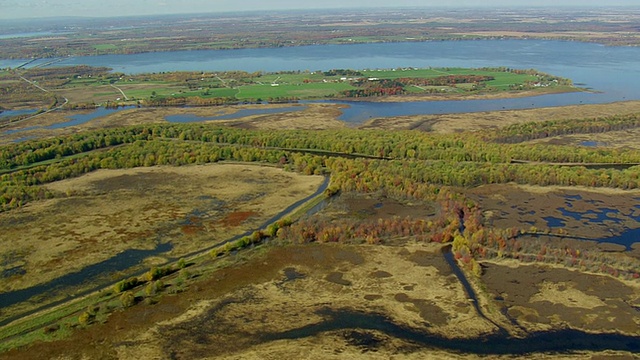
left=7, top=66, right=573, bottom=108
left=235, top=82, right=353, bottom=99
left=92, top=44, right=118, bottom=51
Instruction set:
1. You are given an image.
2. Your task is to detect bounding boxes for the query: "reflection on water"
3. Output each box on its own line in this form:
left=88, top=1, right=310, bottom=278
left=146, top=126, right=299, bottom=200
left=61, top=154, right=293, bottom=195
left=0, top=242, right=173, bottom=318
left=0, top=243, right=173, bottom=326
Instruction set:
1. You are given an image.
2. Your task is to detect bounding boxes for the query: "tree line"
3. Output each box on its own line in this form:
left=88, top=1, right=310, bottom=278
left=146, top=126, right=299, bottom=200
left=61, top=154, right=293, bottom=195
left=4, top=122, right=640, bottom=172
left=488, top=113, right=640, bottom=143
left=2, top=123, right=640, bottom=213
left=1, top=121, right=638, bottom=280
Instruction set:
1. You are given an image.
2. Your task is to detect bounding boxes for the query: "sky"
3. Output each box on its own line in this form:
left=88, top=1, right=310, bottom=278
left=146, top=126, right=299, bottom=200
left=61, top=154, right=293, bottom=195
left=0, top=0, right=638, bottom=20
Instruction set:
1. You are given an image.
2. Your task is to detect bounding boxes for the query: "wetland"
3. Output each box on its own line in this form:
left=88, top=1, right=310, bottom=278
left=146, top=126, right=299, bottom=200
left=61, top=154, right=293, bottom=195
left=1, top=8, right=640, bottom=360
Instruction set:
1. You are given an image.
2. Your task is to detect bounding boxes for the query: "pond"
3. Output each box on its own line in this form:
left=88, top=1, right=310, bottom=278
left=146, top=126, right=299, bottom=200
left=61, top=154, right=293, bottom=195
left=4, top=107, right=137, bottom=137
left=542, top=194, right=640, bottom=250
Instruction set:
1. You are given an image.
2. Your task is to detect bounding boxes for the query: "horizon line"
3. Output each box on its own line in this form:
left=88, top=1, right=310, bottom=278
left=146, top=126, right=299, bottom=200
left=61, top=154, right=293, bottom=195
left=2, top=5, right=640, bottom=22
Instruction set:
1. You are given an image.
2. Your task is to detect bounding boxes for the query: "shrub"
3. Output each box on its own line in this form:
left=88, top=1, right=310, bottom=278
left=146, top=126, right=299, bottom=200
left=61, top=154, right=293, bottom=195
left=210, top=248, right=223, bottom=258
left=178, top=269, right=191, bottom=281
left=78, top=311, right=95, bottom=326
left=145, top=280, right=165, bottom=296
left=144, top=266, right=173, bottom=282
left=119, top=291, right=136, bottom=308
left=113, top=277, right=140, bottom=294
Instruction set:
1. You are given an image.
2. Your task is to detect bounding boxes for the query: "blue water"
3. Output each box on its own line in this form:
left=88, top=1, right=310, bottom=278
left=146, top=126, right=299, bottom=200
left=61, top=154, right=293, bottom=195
left=0, top=109, right=38, bottom=119
left=4, top=126, right=39, bottom=135
left=5, top=105, right=309, bottom=134
left=3, top=40, right=639, bottom=121
left=558, top=207, right=622, bottom=224
left=165, top=105, right=307, bottom=123
left=325, top=93, right=604, bottom=123
left=2, top=39, right=640, bottom=126
left=542, top=194, right=640, bottom=249
left=580, top=141, right=608, bottom=147
left=4, top=107, right=135, bottom=135
left=47, top=107, right=132, bottom=129
left=543, top=216, right=566, bottom=228
left=15, top=41, right=635, bottom=97
left=599, top=228, right=640, bottom=250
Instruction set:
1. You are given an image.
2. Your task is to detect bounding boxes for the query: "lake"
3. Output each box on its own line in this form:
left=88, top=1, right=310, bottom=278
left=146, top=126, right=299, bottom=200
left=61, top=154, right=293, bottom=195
left=2, top=40, right=639, bottom=120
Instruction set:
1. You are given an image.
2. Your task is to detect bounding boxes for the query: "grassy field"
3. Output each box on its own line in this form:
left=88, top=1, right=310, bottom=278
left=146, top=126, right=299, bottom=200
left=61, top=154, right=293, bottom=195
left=2, top=66, right=571, bottom=110
left=235, top=82, right=353, bottom=99
left=0, top=164, right=324, bottom=322
left=92, top=44, right=118, bottom=51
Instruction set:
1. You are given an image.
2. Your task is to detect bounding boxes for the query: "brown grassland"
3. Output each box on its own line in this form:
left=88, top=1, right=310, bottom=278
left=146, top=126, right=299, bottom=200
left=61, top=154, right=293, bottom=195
left=360, top=100, right=640, bottom=132
left=0, top=164, right=323, bottom=318
left=526, top=128, right=640, bottom=150
left=0, top=104, right=346, bottom=146
left=1, top=99, right=640, bottom=358
left=7, top=100, right=640, bottom=147
left=2, top=237, right=638, bottom=359
left=3, top=8, right=640, bottom=356
left=1, top=187, right=638, bottom=359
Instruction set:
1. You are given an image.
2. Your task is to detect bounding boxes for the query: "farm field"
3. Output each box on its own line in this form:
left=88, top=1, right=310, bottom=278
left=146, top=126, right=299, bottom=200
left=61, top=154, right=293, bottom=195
left=0, top=66, right=574, bottom=114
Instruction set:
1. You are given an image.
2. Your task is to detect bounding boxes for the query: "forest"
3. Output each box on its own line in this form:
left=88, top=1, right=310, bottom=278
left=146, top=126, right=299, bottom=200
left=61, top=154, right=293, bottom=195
left=1, top=110, right=639, bottom=283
